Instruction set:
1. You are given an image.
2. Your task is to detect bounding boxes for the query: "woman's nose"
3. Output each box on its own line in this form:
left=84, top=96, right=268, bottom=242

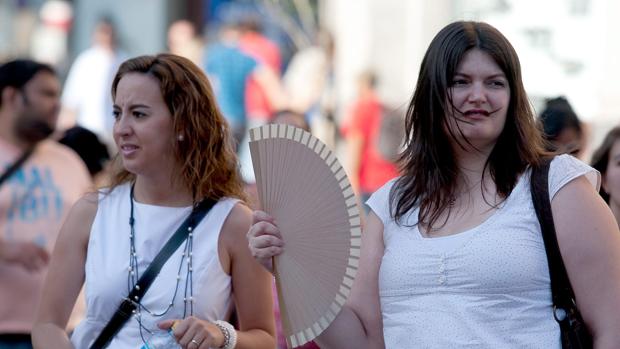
left=113, top=113, right=131, bottom=137
left=467, top=82, right=487, bottom=103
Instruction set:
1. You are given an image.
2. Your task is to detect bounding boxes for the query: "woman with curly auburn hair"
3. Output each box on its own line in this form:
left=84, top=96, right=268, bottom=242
left=33, top=54, right=275, bottom=349
left=248, top=21, right=620, bottom=347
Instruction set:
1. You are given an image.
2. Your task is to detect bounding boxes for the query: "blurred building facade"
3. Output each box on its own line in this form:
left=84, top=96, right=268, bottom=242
left=1, top=0, right=618, bottom=151
left=326, top=0, right=620, bottom=154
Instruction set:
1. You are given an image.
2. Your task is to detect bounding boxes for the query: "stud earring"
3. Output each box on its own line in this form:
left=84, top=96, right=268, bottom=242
left=177, top=134, right=185, bottom=141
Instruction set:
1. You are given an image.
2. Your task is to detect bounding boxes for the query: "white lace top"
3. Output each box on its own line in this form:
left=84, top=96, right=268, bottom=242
left=70, top=183, right=238, bottom=349
left=367, top=155, right=599, bottom=348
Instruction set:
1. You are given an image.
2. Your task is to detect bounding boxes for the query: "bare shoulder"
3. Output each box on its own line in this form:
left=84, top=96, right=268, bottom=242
left=73, top=191, right=99, bottom=212
left=220, top=201, right=252, bottom=245
left=63, top=191, right=99, bottom=243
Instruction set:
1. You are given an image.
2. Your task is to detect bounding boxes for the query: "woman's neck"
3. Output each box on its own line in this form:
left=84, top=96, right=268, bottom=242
left=132, top=173, right=193, bottom=207
left=454, top=148, right=491, bottom=186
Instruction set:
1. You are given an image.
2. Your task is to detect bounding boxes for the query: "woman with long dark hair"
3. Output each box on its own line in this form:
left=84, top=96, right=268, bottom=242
left=248, top=21, right=620, bottom=347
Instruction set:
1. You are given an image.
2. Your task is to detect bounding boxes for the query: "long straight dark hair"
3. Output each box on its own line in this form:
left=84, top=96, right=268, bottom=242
left=390, top=21, right=545, bottom=227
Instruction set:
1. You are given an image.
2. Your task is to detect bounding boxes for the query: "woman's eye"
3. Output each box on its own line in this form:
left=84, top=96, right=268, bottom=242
left=489, top=80, right=506, bottom=88
left=112, top=110, right=120, bottom=119
left=133, top=111, right=146, bottom=118
left=451, top=79, right=468, bottom=86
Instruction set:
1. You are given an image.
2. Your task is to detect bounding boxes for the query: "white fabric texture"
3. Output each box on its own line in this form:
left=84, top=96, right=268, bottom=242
left=70, top=183, right=237, bottom=349
left=367, top=154, right=599, bottom=348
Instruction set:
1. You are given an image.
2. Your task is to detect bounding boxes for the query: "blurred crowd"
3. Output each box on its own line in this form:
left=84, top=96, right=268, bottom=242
left=1, top=2, right=620, bottom=349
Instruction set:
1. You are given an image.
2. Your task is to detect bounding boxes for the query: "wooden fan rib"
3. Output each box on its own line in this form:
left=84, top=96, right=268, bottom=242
left=277, top=254, right=337, bottom=342
left=269, top=139, right=324, bottom=223
left=277, top=140, right=342, bottom=220
left=273, top=137, right=289, bottom=214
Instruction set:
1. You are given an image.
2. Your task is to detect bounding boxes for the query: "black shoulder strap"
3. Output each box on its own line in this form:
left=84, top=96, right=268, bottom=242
left=90, top=197, right=217, bottom=349
left=0, top=147, right=34, bottom=188
left=530, top=158, right=576, bottom=310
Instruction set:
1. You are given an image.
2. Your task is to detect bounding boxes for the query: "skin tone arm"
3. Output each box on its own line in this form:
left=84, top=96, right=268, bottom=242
left=248, top=210, right=385, bottom=349
left=32, top=193, right=98, bottom=349
left=0, top=238, right=49, bottom=272
left=252, top=66, right=288, bottom=111
left=345, top=130, right=364, bottom=195
left=159, top=203, right=276, bottom=349
left=552, top=176, right=620, bottom=348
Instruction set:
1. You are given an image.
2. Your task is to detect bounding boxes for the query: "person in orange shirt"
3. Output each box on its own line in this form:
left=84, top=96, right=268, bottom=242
left=0, top=59, right=91, bottom=349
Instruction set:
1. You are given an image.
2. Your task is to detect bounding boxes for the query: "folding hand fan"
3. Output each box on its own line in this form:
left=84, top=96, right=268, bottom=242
left=249, top=124, right=362, bottom=348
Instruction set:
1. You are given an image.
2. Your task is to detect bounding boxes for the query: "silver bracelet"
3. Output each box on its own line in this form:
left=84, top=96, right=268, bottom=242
left=214, top=320, right=237, bottom=349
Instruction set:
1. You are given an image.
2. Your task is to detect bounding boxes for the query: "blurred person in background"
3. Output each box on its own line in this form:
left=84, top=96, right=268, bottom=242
left=30, top=0, right=73, bottom=69
left=59, top=16, right=127, bottom=148
left=539, top=96, right=585, bottom=159
left=204, top=21, right=286, bottom=150
left=341, top=70, right=399, bottom=211
left=58, top=126, right=111, bottom=187
left=591, top=126, right=620, bottom=227
left=167, top=19, right=203, bottom=67
left=282, top=30, right=337, bottom=149
left=238, top=14, right=282, bottom=125
left=0, top=59, right=91, bottom=349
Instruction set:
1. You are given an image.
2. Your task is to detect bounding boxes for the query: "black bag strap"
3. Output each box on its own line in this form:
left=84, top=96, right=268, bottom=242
left=530, top=158, right=576, bottom=312
left=90, top=197, right=217, bottom=349
left=0, top=147, right=34, bottom=188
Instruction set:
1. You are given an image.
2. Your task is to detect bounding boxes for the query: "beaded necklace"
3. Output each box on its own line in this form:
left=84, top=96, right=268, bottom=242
left=128, top=184, right=195, bottom=343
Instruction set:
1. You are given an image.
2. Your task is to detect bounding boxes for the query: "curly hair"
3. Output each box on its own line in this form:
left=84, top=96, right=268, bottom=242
left=107, top=53, right=246, bottom=203
left=390, top=21, right=546, bottom=227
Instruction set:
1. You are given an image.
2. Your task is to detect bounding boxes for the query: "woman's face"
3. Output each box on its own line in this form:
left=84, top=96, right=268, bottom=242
left=112, top=73, right=176, bottom=177
left=603, top=139, right=620, bottom=205
left=445, top=48, right=510, bottom=153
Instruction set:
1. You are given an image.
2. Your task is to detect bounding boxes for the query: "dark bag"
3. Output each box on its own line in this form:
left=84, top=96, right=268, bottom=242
left=376, top=105, right=405, bottom=163
left=0, top=148, right=34, bottom=188
left=89, top=197, right=217, bottom=349
left=530, top=158, right=593, bottom=349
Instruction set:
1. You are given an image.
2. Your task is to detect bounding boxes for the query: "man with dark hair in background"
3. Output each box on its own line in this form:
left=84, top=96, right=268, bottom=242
left=0, top=59, right=91, bottom=348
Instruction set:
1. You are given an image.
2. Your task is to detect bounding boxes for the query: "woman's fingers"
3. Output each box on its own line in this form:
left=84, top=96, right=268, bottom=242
left=247, top=220, right=283, bottom=240
left=252, top=210, right=275, bottom=225
left=174, top=317, right=221, bottom=349
left=247, top=211, right=285, bottom=272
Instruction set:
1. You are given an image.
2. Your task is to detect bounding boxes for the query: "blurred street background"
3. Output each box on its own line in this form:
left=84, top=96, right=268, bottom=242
left=1, top=0, right=618, bottom=165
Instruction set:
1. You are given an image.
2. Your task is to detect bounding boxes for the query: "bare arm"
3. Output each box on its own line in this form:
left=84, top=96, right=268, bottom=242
left=552, top=176, right=620, bottom=348
left=0, top=238, right=49, bottom=272
left=247, top=210, right=384, bottom=349
left=226, top=204, right=276, bottom=349
left=345, top=130, right=364, bottom=195
left=32, top=193, right=98, bottom=349
left=314, top=211, right=385, bottom=349
left=253, top=66, right=288, bottom=111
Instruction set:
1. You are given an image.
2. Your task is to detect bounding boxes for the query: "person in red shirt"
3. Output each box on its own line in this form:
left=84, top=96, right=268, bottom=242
left=238, top=16, right=282, bottom=124
left=342, top=71, right=399, bottom=209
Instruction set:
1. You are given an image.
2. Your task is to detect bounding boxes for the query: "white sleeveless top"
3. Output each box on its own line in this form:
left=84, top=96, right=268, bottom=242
left=367, top=155, right=599, bottom=348
left=71, top=183, right=238, bottom=349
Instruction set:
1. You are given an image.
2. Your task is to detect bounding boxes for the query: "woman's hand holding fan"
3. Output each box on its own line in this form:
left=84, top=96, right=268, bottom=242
left=247, top=124, right=362, bottom=348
